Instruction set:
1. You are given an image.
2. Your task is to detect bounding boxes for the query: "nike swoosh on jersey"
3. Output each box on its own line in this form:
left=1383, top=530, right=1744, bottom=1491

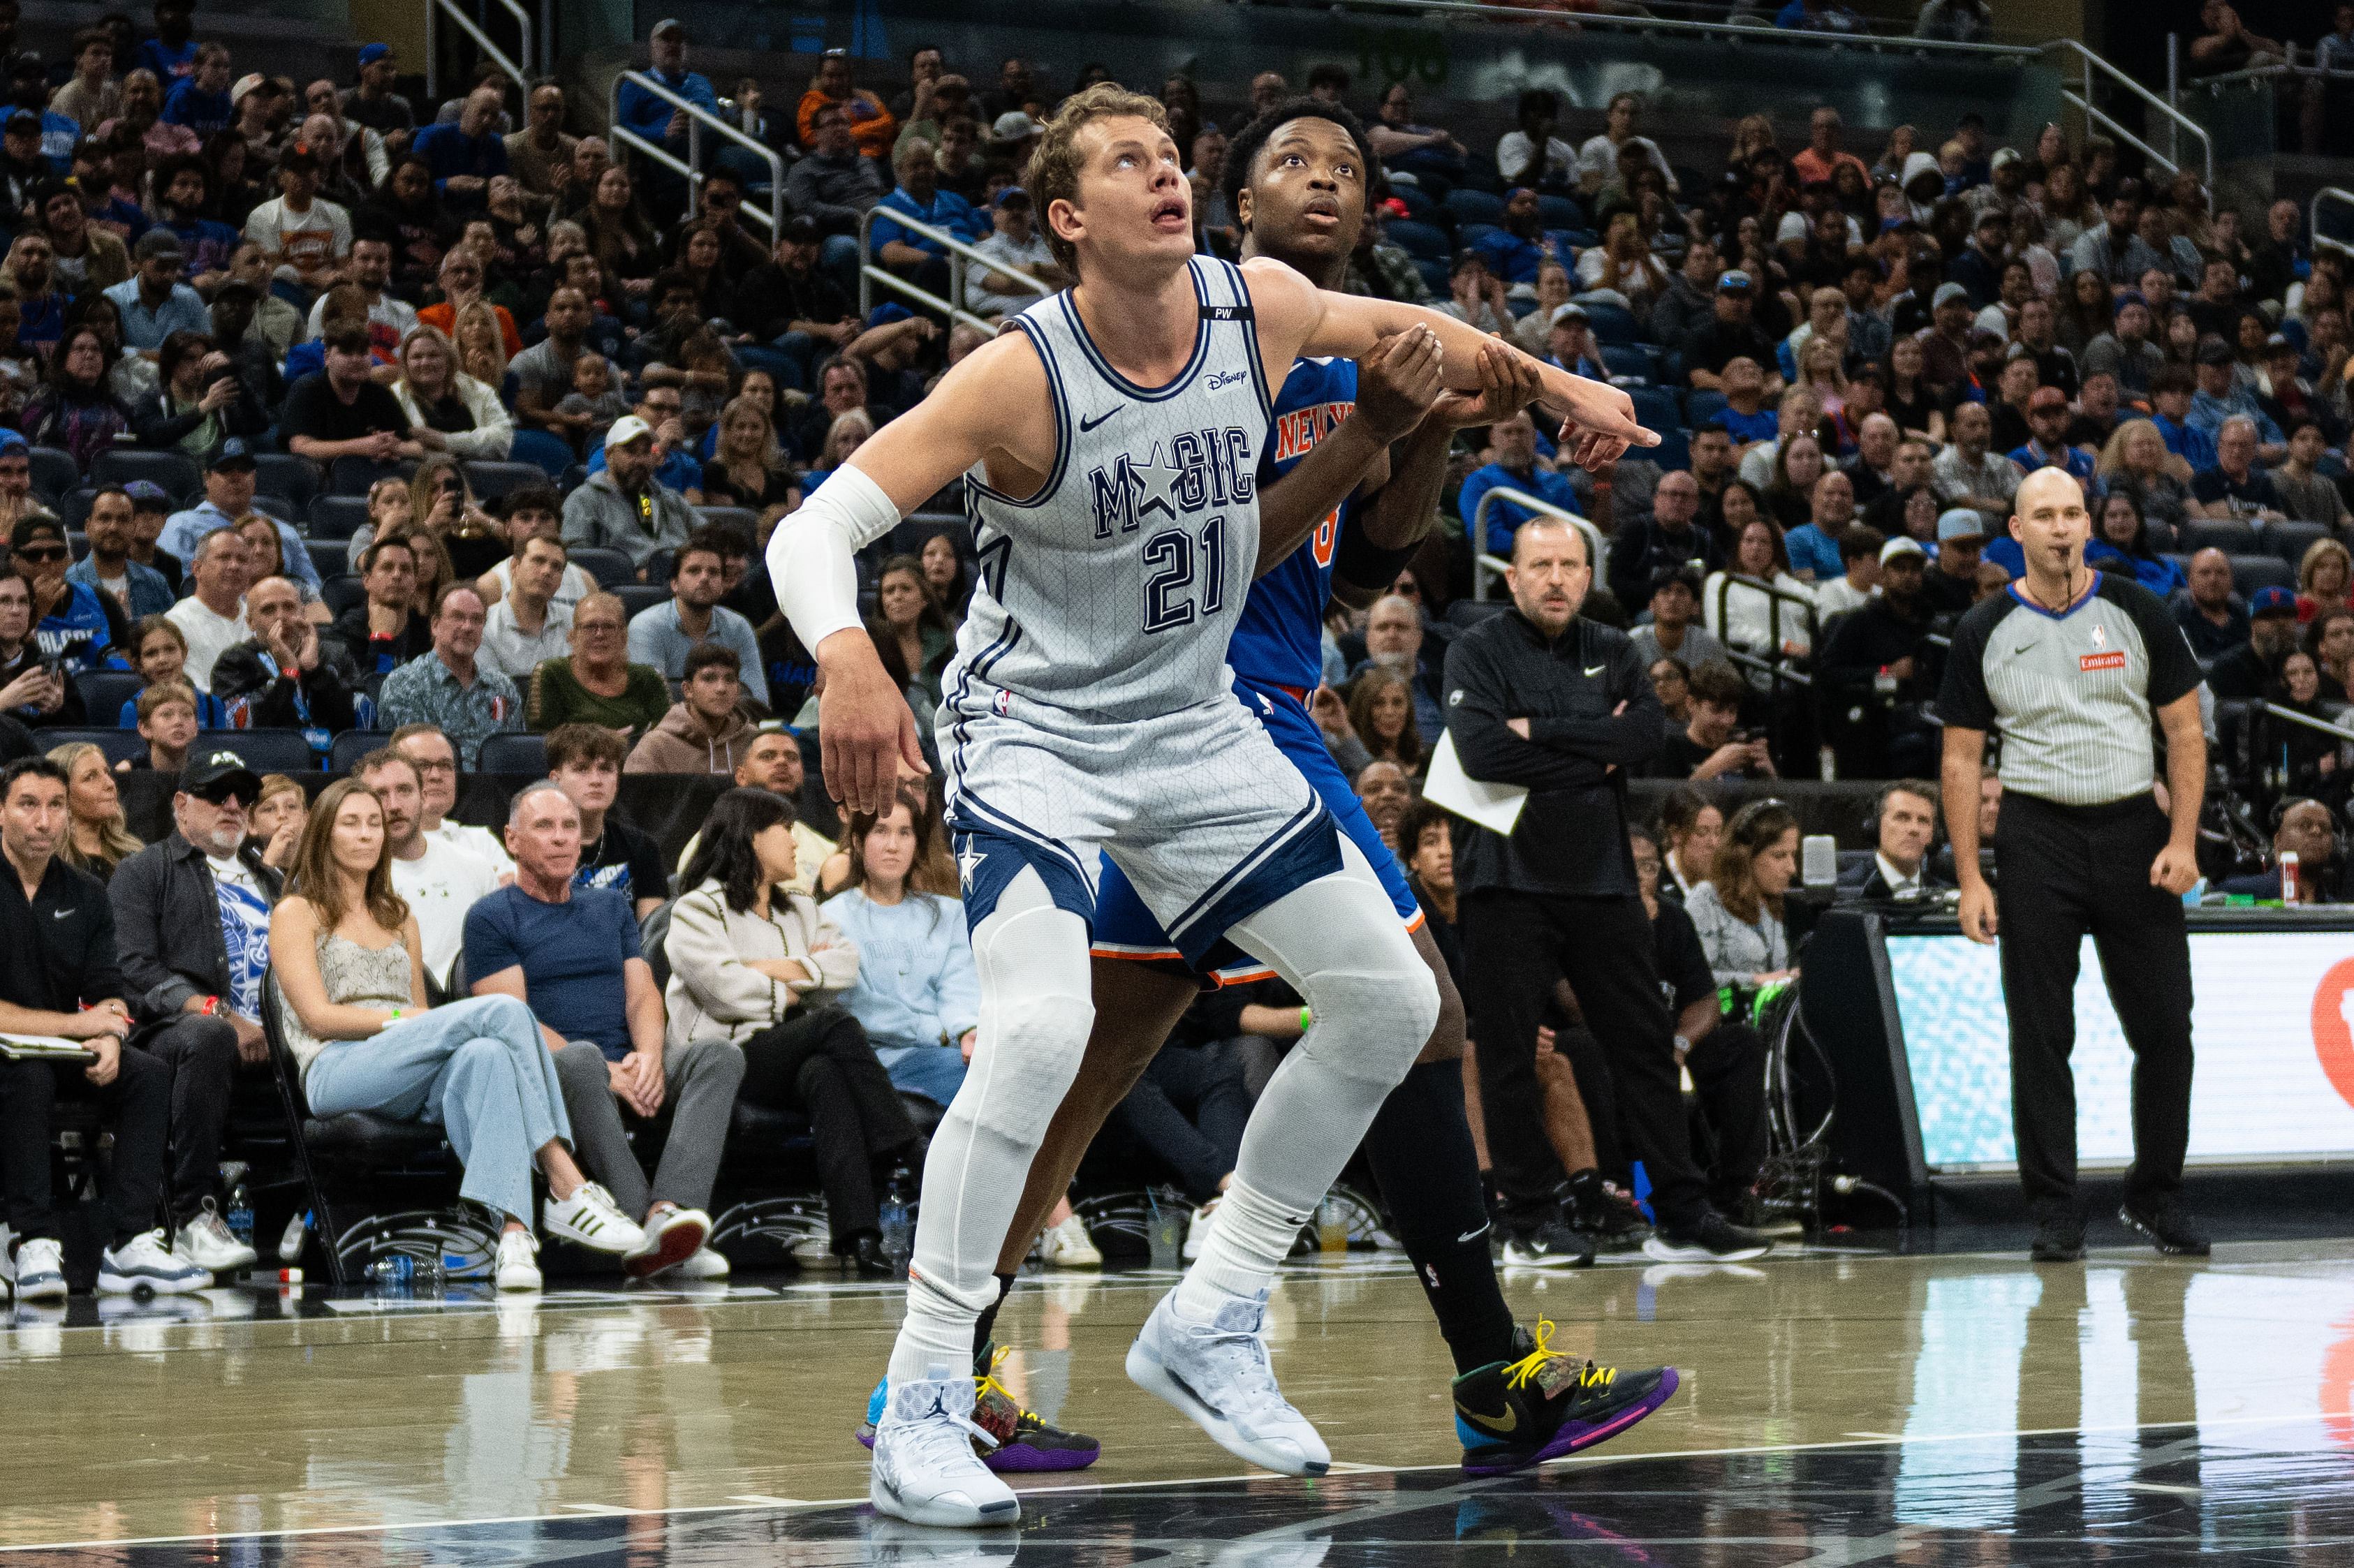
left=1079, top=406, right=1121, bottom=432
left=1455, top=1400, right=1518, bottom=1433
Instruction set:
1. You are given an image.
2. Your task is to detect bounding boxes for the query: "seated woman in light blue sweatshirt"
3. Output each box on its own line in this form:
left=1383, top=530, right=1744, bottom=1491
left=823, top=785, right=978, bottom=1109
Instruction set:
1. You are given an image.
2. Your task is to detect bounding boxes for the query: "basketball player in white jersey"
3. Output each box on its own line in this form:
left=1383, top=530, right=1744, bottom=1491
left=770, top=83, right=1653, bottom=1528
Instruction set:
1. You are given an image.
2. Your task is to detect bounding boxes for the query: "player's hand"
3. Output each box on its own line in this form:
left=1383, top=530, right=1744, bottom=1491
left=1432, top=340, right=1542, bottom=431
left=1353, top=325, right=1445, bottom=443
left=1545, top=376, right=1657, bottom=473
left=2149, top=843, right=2200, bottom=897
left=815, top=630, right=927, bottom=815
left=1957, top=878, right=1998, bottom=945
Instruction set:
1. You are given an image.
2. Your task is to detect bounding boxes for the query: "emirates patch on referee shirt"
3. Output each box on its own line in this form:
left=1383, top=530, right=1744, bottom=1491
left=2080, top=651, right=2126, bottom=672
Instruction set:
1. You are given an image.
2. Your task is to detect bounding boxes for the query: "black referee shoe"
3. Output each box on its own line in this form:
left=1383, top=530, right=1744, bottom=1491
left=2030, top=1211, right=2085, bottom=1262
left=2119, top=1200, right=2211, bottom=1257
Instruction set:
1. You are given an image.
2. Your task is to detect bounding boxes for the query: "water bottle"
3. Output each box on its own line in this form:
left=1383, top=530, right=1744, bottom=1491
left=221, top=1163, right=253, bottom=1249
left=878, top=1169, right=914, bottom=1269
left=1874, top=665, right=1898, bottom=700
left=2282, top=850, right=2301, bottom=903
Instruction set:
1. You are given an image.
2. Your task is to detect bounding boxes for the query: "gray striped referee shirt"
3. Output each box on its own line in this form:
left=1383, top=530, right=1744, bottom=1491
left=1935, top=573, right=2203, bottom=806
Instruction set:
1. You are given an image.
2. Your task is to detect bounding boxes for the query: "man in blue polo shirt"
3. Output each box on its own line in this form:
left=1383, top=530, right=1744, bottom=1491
left=2008, top=387, right=2096, bottom=486
left=105, top=230, right=210, bottom=350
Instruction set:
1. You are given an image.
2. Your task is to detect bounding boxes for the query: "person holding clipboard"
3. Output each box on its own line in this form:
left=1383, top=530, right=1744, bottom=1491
left=1440, top=516, right=1772, bottom=1264
left=0, top=755, right=207, bottom=1301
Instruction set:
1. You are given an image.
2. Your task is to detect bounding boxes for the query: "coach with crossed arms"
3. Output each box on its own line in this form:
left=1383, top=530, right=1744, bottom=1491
left=1936, top=467, right=2209, bottom=1264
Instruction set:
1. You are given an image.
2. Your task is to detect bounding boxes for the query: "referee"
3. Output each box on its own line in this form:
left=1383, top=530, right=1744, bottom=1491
left=1936, top=468, right=2209, bottom=1263
left=1446, top=517, right=1770, bottom=1265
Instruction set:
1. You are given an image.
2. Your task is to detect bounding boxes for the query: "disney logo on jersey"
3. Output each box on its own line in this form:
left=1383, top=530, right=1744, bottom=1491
left=1207, top=370, right=1251, bottom=390
left=1088, top=427, right=1257, bottom=540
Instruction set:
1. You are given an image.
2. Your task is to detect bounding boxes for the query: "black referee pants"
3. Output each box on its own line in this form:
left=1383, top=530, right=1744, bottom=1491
left=1994, top=792, right=2194, bottom=1217
left=1460, top=890, right=1710, bottom=1230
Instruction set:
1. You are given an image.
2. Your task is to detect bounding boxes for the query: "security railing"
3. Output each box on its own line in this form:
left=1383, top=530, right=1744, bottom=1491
left=858, top=207, right=1051, bottom=335
left=1468, top=487, right=1605, bottom=603
left=1335, top=0, right=2044, bottom=54
left=2047, top=37, right=2213, bottom=203
left=2312, top=186, right=2354, bottom=260
left=608, top=69, right=786, bottom=237
left=425, top=0, right=531, bottom=98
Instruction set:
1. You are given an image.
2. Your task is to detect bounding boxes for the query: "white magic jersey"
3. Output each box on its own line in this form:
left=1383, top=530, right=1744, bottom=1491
left=952, top=254, right=1274, bottom=723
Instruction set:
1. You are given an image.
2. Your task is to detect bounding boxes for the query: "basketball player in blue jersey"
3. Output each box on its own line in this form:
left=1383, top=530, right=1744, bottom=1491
left=770, top=83, right=1654, bottom=1528
left=849, top=96, right=1685, bottom=1487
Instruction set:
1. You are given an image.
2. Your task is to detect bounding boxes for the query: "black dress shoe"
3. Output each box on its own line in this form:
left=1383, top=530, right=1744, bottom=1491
left=847, top=1232, right=899, bottom=1278
left=2119, top=1200, right=2211, bottom=1257
left=2031, top=1211, right=2086, bottom=1262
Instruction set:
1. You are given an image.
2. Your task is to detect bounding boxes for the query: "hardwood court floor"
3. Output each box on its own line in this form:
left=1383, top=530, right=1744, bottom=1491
left=6, top=1238, right=2354, bottom=1562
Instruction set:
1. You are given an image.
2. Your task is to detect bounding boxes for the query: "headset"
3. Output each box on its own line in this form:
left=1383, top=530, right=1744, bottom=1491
left=2269, top=795, right=2348, bottom=868
left=1859, top=778, right=1945, bottom=857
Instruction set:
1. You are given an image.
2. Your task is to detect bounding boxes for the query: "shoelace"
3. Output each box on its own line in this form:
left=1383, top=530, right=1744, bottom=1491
left=1193, top=1317, right=1292, bottom=1417
left=1501, top=1320, right=1617, bottom=1396
left=975, top=1345, right=1042, bottom=1425
left=899, top=1386, right=1001, bottom=1465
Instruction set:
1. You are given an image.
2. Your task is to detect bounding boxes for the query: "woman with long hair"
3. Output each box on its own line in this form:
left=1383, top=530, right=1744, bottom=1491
left=131, top=329, right=262, bottom=462
left=583, top=163, right=659, bottom=309
left=2161, top=306, right=2200, bottom=369
left=272, top=778, right=647, bottom=1292
left=1686, top=799, right=1800, bottom=987
left=1655, top=787, right=1726, bottom=903
left=391, top=323, right=513, bottom=462
left=23, top=325, right=131, bottom=472
left=1702, top=514, right=1816, bottom=665
left=1346, top=667, right=1425, bottom=773
left=201, top=128, right=263, bottom=227
left=1704, top=475, right=1767, bottom=559
left=822, top=784, right=974, bottom=1111
left=1763, top=432, right=1827, bottom=533
left=237, top=512, right=331, bottom=623
left=450, top=300, right=510, bottom=391
left=1869, top=124, right=1915, bottom=184
left=403, top=454, right=504, bottom=579
left=2268, top=650, right=2343, bottom=795
left=666, top=787, right=916, bottom=1276
left=2096, top=418, right=2195, bottom=529
left=698, top=393, right=800, bottom=512
left=870, top=553, right=955, bottom=710
left=0, top=574, right=70, bottom=727
left=2088, top=489, right=2186, bottom=597
left=2057, top=265, right=2114, bottom=355
left=805, top=407, right=875, bottom=488
left=1794, top=339, right=1848, bottom=427
left=246, top=771, right=307, bottom=871
left=45, top=740, right=141, bottom=880
left=919, top=531, right=973, bottom=625
left=2038, top=161, right=2094, bottom=258
left=2300, top=537, right=2353, bottom=623
left=1883, top=334, right=1945, bottom=443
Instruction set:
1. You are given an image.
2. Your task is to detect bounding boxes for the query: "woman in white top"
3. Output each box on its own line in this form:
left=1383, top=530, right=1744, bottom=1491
left=1683, top=799, right=1801, bottom=988
left=391, top=323, right=514, bottom=462
left=665, top=788, right=918, bottom=1275
left=1702, top=515, right=1818, bottom=681
left=270, top=778, right=645, bottom=1291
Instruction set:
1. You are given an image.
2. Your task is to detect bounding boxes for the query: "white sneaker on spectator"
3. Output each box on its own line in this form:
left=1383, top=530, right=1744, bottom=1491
left=98, top=1229, right=210, bottom=1294
left=673, top=1245, right=730, bottom=1279
left=868, top=1364, right=1020, bottom=1527
left=495, top=1229, right=543, bottom=1292
left=175, top=1201, right=258, bottom=1273
left=13, top=1236, right=66, bottom=1301
left=543, top=1182, right=646, bottom=1255
left=1038, top=1213, right=1101, bottom=1270
left=791, top=1234, right=838, bottom=1266
left=1182, top=1202, right=1219, bottom=1262
left=624, top=1204, right=710, bottom=1278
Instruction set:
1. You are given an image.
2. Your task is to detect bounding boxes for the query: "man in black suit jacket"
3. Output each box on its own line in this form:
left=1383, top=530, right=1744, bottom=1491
left=1836, top=779, right=1952, bottom=902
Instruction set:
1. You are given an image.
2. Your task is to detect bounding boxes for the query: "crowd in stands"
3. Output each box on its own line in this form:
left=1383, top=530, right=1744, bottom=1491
left=19, top=1, right=2354, bottom=1299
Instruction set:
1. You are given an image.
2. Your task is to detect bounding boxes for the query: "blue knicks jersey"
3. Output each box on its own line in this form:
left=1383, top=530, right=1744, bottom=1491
left=1223, top=357, right=1360, bottom=691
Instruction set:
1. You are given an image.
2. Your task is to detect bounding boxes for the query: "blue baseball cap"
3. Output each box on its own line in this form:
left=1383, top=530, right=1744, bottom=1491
left=357, top=43, right=392, bottom=66
left=2251, top=586, right=2298, bottom=617
left=1936, top=507, right=1990, bottom=542
left=1716, top=269, right=1753, bottom=293
left=0, top=429, right=24, bottom=458
left=123, top=479, right=171, bottom=508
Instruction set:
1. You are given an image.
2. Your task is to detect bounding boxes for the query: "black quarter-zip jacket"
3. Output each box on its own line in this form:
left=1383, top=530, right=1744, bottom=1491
left=1443, top=607, right=1665, bottom=901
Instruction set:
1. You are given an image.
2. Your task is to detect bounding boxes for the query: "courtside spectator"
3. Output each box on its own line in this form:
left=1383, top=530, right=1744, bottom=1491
left=1837, top=780, right=1950, bottom=901
left=354, top=747, right=501, bottom=992
left=210, top=574, right=359, bottom=739
left=1686, top=799, right=1801, bottom=987
left=2219, top=798, right=2344, bottom=903
left=666, top=787, right=917, bottom=1277
left=1652, top=659, right=1775, bottom=781
left=543, top=722, right=668, bottom=915
left=389, top=723, right=515, bottom=874
left=378, top=584, right=524, bottom=768
left=160, top=444, right=319, bottom=602
left=47, top=741, right=141, bottom=882
left=825, top=783, right=979, bottom=1111
left=1683, top=271, right=1778, bottom=392
left=0, top=755, right=203, bottom=1299
left=468, top=779, right=734, bottom=1279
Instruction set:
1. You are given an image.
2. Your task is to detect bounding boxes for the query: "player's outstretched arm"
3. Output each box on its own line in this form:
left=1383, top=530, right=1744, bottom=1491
left=767, top=334, right=1053, bottom=815
left=1241, top=256, right=1656, bottom=472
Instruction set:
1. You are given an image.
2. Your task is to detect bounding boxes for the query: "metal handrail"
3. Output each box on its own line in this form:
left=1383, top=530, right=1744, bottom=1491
left=2046, top=37, right=2212, bottom=203
left=2313, top=187, right=2354, bottom=261
left=858, top=206, right=1050, bottom=335
left=1724, top=645, right=1813, bottom=687
left=2261, top=700, right=2354, bottom=746
left=425, top=0, right=529, bottom=99
left=1333, top=0, right=2041, bottom=56
left=608, top=69, right=785, bottom=237
left=1467, top=487, right=1605, bottom=600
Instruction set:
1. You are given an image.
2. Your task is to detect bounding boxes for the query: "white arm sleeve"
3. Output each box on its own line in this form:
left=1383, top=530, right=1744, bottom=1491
left=766, top=464, right=904, bottom=653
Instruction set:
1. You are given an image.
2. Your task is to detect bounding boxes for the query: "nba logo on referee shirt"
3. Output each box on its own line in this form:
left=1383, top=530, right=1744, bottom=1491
left=2080, top=622, right=2124, bottom=673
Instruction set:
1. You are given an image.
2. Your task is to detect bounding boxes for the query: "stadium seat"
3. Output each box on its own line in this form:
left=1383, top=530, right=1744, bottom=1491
left=1443, top=188, right=1503, bottom=227
left=26, top=446, right=78, bottom=502
left=2180, top=519, right=2259, bottom=556
left=571, top=547, right=636, bottom=589
left=329, top=730, right=392, bottom=771
left=1535, top=194, right=1584, bottom=231
left=615, top=584, right=669, bottom=621
left=247, top=493, right=297, bottom=523
left=696, top=505, right=758, bottom=539
left=39, top=727, right=143, bottom=765
left=2228, top=554, right=2297, bottom=596
left=252, top=452, right=319, bottom=508
left=2142, top=520, right=2178, bottom=554
left=308, top=494, right=372, bottom=539
left=319, top=575, right=365, bottom=617
left=200, top=728, right=316, bottom=773
left=559, top=464, right=589, bottom=496
left=1413, top=258, right=1448, bottom=295
left=54, top=488, right=98, bottom=528
left=1390, top=184, right=1437, bottom=223
left=462, top=461, right=547, bottom=500
left=330, top=456, right=415, bottom=496
left=1601, top=343, right=1654, bottom=383
left=74, top=670, right=142, bottom=724
left=1684, top=389, right=1730, bottom=427
left=1387, top=219, right=1450, bottom=261
left=91, top=449, right=201, bottom=500
left=1582, top=303, right=1642, bottom=346
left=65, top=529, right=86, bottom=561
left=1446, top=599, right=1512, bottom=630
left=891, top=515, right=971, bottom=558
left=475, top=732, right=547, bottom=774
left=1457, top=222, right=1503, bottom=253
left=2267, top=519, right=2329, bottom=569
left=307, top=540, right=348, bottom=580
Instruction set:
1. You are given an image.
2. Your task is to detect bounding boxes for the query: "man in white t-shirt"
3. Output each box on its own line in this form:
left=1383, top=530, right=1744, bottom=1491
left=390, top=723, right=518, bottom=878
left=241, top=144, right=351, bottom=297
left=477, top=485, right=595, bottom=610
left=357, top=746, right=502, bottom=988
left=163, top=527, right=251, bottom=692
left=304, top=232, right=416, bottom=357
left=964, top=187, right=1064, bottom=319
